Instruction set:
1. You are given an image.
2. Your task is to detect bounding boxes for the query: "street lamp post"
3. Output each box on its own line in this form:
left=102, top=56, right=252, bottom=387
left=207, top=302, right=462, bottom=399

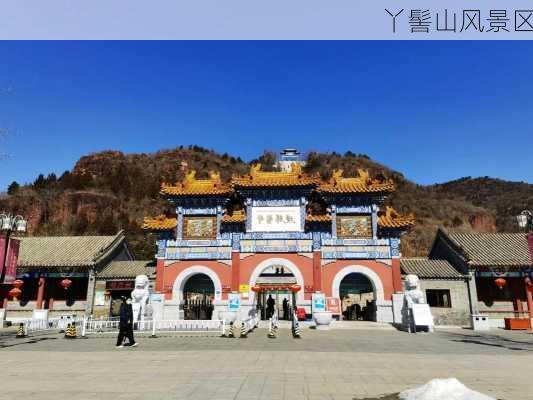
left=0, top=213, right=27, bottom=284
left=516, top=210, right=533, bottom=327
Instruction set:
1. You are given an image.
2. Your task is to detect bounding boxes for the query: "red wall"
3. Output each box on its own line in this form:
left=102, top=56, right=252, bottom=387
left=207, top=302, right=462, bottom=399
left=162, top=260, right=232, bottom=300
left=239, top=253, right=314, bottom=299
left=161, top=255, right=395, bottom=301
left=321, top=259, right=395, bottom=300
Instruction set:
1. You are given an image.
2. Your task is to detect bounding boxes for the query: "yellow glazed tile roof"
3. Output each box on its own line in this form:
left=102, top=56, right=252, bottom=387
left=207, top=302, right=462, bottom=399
left=231, top=163, right=319, bottom=188
left=161, top=170, right=232, bottom=196
left=221, top=209, right=246, bottom=223
left=143, top=215, right=177, bottom=231
left=319, top=169, right=395, bottom=194
left=377, top=206, right=415, bottom=229
left=306, top=213, right=332, bottom=223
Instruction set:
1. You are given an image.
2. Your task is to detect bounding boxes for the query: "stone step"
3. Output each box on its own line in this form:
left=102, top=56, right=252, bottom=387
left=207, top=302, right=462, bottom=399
left=257, top=320, right=395, bottom=330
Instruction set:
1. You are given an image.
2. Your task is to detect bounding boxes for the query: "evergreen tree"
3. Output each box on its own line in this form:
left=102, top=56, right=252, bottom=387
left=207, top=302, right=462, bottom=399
left=33, top=174, right=47, bottom=189
left=7, top=181, right=19, bottom=195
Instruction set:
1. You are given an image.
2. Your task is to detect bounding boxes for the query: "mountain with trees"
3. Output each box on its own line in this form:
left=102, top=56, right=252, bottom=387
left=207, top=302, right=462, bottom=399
left=1, top=146, right=531, bottom=259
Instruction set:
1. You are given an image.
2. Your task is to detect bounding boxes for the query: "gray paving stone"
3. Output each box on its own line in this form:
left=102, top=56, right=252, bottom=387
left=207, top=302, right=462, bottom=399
left=0, top=327, right=532, bottom=400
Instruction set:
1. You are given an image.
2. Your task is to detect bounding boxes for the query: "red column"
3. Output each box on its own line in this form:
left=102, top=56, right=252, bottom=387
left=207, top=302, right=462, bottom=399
left=526, top=279, right=533, bottom=322
left=36, top=276, right=46, bottom=309
left=231, top=252, right=240, bottom=291
left=392, top=258, right=402, bottom=293
left=527, top=233, right=533, bottom=327
left=155, top=258, right=165, bottom=292
left=312, top=251, right=322, bottom=292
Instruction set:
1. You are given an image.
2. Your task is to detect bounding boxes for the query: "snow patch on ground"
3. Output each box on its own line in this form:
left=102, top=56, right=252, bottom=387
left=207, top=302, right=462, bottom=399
left=399, top=378, right=495, bottom=400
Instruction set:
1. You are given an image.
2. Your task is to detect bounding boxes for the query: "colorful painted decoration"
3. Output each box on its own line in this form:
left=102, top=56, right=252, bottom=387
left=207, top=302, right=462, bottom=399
left=336, top=215, right=372, bottom=238
left=290, top=284, right=301, bottom=293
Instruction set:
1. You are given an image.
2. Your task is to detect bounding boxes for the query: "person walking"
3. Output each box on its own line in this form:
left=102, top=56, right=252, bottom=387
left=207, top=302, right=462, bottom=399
left=116, top=296, right=137, bottom=348
left=282, top=298, right=289, bottom=320
left=266, top=294, right=275, bottom=319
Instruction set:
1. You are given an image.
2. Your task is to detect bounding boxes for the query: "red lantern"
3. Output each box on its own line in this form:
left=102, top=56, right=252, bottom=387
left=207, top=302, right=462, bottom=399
left=9, top=287, right=22, bottom=301
left=494, top=277, right=506, bottom=290
left=60, top=278, right=73, bottom=290
left=290, top=284, right=301, bottom=293
left=251, top=285, right=262, bottom=293
left=13, top=279, right=24, bottom=289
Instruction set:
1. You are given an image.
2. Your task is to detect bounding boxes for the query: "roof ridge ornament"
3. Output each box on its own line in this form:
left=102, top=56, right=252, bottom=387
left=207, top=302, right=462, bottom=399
left=320, top=169, right=395, bottom=194
left=330, top=168, right=372, bottom=186
left=160, top=169, right=231, bottom=196
left=377, top=206, right=415, bottom=230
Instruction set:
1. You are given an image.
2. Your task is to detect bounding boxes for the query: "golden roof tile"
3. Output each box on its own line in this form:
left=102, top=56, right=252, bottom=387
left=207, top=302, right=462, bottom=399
left=143, top=215, right=177, bottom=231
left=306, top=213, right=332, bottom=223
left=319, top=169, right=395, bottom=194
left=221, top=209, right=246, bottom=223
left=378, top=206, right=415, bottom=229
left=231, top=163, right=319, bottom=188
left=161, top=170, right=233, bottom=196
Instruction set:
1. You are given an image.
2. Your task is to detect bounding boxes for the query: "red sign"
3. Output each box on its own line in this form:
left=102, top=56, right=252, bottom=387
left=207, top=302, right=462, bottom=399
left=326, top=297, right=341, bottom=315
left=4, top=238, right=20, bottom=284
left=106, top=280, right=134, bottom=290
left=0, top=234, right=6, bottom=282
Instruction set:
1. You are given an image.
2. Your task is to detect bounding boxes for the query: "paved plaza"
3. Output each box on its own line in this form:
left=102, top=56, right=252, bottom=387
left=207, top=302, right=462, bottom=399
left=1, top=327, right=532, bottom=400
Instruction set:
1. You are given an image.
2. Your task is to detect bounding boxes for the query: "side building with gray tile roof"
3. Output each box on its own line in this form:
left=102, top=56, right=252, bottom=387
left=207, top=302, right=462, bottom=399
left=1, top=231, right=139, bottom=320
left=427, top=229, right=532, bottom=328
left=400, top=258, right=470, bottom=326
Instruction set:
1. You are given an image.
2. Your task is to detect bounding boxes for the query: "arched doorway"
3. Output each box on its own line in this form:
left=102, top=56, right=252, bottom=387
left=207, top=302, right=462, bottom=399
left=331, top=265, right=385, bottom=322
left=339, top=273, right=376, bottom=321
left=182, top=273, right=214, bottom=320
left=254, top=264, right=297, bottom=320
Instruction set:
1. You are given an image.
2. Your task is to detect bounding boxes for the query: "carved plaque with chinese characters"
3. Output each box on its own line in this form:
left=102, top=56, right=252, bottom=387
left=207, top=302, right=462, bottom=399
left=183, top=216, right=216, bottom=239
left=336, top=215, right=372, bottom=238
left=250, top=206, right=302, bottom=232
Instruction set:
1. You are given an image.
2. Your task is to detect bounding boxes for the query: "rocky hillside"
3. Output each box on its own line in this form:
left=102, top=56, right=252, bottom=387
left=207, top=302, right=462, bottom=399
left=1, top=147, right=531, bottom=259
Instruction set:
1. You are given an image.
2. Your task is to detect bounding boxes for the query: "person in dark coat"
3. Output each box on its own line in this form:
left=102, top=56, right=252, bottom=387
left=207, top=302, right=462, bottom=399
left=116, top=296, right=137, bottom=348
left=282, top=298, right=289, bottom=320
left=266, top=295, right=275, bottom=319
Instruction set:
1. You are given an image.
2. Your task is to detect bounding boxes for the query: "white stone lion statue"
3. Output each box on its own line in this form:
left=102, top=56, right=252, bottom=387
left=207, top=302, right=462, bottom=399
left=131, top=274, right=151, bottom=323
left=404, top=274, right=425, bottom=307
left=403, top=274, right=433, bottom=332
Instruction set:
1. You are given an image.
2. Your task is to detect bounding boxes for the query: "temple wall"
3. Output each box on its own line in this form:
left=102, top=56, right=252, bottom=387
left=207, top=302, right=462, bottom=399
left=162, top=260, right=232, bottom=300
left=417, top=279, right=470, bottom=326
left=238, top=253, right=314, bottom=299
left=321, top=259, right=395, bottom=300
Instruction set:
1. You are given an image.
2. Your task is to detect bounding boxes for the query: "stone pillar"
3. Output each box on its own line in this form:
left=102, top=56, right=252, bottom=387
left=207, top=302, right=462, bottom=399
left=155, top=258, right=165, bottom=292
left=231, top=251, right=240, bottom=292
left=466, top=271, right=479, bottom=315
left=85, top=269, right=96, bottom=316
left=36, top=276, right=46, bottom=310
left=312, top=251, right=322, bottom=292
left=391, top=258, right=402, bottom=293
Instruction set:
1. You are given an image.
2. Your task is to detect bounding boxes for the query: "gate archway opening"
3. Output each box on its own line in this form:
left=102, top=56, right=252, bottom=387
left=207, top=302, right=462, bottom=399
left=182, top=273, right=214, bottom=320
left=339, top=273, right=376, bottom=321
left=255, top=264, right=297, bottom=321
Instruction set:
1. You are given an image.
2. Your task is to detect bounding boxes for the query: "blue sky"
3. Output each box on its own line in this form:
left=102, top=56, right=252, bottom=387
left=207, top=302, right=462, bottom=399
left=1, top=41, right=532, bottom=190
